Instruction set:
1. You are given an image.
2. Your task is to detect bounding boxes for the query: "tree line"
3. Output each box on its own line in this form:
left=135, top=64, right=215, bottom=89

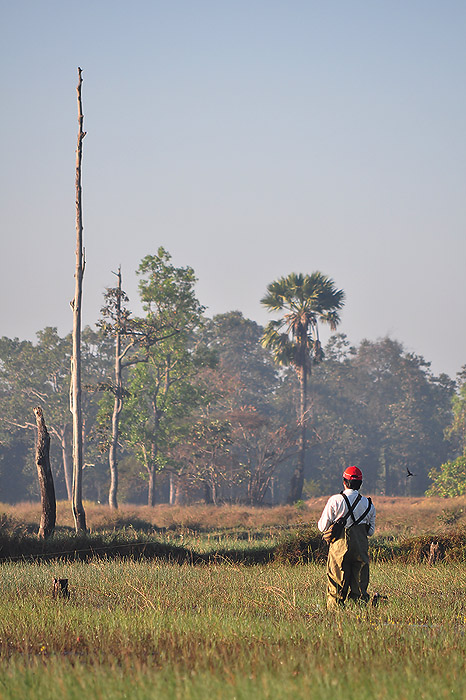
left=0, top=248, right=463, bottom=507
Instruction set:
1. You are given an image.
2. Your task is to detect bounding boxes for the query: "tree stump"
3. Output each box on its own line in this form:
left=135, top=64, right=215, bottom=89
left=53, top=578, right=70, bottom=599
left=34, top=406, right=56, bottom=539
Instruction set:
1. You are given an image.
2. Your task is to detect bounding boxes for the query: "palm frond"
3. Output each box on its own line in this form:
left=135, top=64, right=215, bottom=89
left=319, top=310, right=341, bottom=331
left=261, top=270, right=345, bottom=372
left=261, top=324, right=295, bottom=367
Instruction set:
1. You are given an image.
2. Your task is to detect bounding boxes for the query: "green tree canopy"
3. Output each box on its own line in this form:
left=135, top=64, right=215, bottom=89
left=121, top=248, right=208, bottom=505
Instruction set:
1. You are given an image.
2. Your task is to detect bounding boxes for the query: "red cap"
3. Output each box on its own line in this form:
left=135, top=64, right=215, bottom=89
left=343, top=466, right=363, bottom=481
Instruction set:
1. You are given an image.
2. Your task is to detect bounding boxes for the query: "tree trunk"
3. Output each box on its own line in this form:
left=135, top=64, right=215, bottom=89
left=248, top=473, right=261, bottom=506
left=34, top=407, right=56, bottom=539
left=174, top=475, right=188, bottom=505
left=108, top=412, right=119, bottom=508
left=148, top=466, right=156, bottom=506
left=211, top=479, right=218, bottom=506
left=59, top=424, right=73, bottom=500
left=70, top=67, right=87, bottom=532
left=288, top=369, right=307, bottom=503
left=379, top=448, right=390, bottom=496
left=270, top=477, right=275, bottom=506
left=108, top=268, right=123, bottom=509
left=204, top=481, right=213, bottom=504
left=169, top=473, right=175, bottom=505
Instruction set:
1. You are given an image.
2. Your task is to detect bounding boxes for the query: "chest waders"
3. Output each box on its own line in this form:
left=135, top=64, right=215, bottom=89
left=326, top=494, right=373, bottom=611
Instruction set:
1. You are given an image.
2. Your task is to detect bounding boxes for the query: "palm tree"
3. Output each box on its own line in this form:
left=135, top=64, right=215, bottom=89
left=261, top=272, right=345, bottom=502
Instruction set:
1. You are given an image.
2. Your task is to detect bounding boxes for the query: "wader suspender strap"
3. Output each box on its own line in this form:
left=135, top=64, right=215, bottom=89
left=354, top=498, right=373, bottom=526
left=341, top=493, right=372, bottom=528
left=340, top=492, right=361, bottom=527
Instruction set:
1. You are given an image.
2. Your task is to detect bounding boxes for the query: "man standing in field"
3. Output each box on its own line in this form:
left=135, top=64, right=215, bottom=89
left=318, top=466, right=376, bottom=611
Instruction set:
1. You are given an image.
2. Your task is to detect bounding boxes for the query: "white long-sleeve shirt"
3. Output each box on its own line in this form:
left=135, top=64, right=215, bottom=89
left=317, top=488, right=376, bottom=536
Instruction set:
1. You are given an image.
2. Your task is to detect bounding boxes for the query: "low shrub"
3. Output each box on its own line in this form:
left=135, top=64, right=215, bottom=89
left=274, top=526, right=327, bottom=564
left=397, top=528, right=466, bottom=563
left=273, top=527, right=466, bottom=565
left=0, top=529, right=192, bottom=564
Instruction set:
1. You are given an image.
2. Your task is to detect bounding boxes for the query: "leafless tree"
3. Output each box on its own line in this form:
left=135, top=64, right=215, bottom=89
left=70, top=67, right=87, bottom=532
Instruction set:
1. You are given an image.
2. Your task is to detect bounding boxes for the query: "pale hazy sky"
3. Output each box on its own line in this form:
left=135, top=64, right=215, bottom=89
left=1, top=1, right=465, bottom=378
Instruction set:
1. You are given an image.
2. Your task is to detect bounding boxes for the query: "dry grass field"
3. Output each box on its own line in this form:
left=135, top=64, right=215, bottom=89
left=2, top=495, right=465, bottom=537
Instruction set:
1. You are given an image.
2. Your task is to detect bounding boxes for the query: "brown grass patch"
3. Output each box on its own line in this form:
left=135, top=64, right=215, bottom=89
left=2, top=495, right=466, bottom=537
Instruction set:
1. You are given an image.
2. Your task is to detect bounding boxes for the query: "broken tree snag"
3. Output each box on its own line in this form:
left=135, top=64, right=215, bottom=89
left=70, top=66, right=87, bottom=532
left=53, top=578, right=70, bottom=600
left=34, top=407, right=56, bottom=539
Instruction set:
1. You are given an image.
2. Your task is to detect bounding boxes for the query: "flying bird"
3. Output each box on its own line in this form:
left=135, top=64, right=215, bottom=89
left=406, top=467, right=416, bottom=478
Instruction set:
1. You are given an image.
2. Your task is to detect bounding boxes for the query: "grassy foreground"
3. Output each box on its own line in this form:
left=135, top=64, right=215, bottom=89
left=2, top=499, right=466, bottom=698
left=1, top=559, right=465, bottom=699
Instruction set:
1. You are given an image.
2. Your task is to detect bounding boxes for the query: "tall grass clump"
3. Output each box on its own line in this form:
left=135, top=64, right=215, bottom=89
left=0, top=528, right=192, bottom=564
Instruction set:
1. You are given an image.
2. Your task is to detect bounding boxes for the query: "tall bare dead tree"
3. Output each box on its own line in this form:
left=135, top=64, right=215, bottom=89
left=70, top=67, right=87, bottom=532
left=34, top=406, right=56, bottom=539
